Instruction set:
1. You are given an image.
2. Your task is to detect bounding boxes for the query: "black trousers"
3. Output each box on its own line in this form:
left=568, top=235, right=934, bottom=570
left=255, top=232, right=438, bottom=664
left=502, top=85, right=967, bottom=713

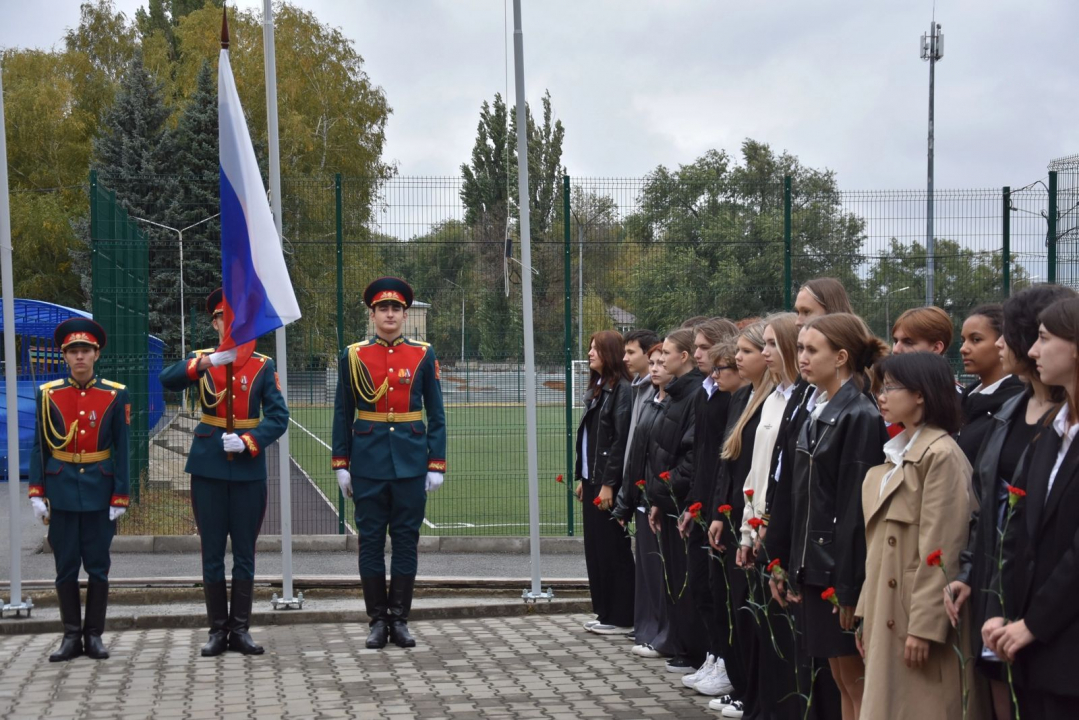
left=633, top=507, right=668, bottom=646
left=728, top=547, right=758, bottom=708
left=687, top=524, right=719, bottom=652
left=191, top=476, right=267, bottom=583
left=49, top=509, right=113, bottom=584
left=581, top=482, right=635, bottom=627
left=655, top=510, right=707, bottom=663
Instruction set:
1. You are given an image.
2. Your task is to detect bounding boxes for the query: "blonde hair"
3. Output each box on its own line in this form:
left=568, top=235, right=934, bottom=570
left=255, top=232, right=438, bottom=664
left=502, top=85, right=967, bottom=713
left=722, top=321, right=776, bottom=461
left=764, top=312, right=799, bottom=386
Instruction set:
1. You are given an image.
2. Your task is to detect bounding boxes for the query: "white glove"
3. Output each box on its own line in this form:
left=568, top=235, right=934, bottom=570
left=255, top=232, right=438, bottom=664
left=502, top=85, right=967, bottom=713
left=425, top=472, right=444, bottom=493
left=109, top=507, right=126, bottom=521
left=209, top=347, right=238, bottom=367
left=31, top=497, right=48, bottom=523
left=336, top=469, right=352, bottom=498
left=222, top=432, right=245, bottom=453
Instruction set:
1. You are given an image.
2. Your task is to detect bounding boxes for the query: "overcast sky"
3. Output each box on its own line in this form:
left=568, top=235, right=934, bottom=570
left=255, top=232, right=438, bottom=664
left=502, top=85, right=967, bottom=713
left=3, top=0, right=1076, bottom=189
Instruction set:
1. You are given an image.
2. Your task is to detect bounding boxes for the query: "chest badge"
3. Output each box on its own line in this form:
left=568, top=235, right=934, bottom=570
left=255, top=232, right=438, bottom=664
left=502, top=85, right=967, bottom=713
left=240, top=376, right=248, bottom=393
left=398, top=369, right=409, bottom=385
left=404, top=369, right=412, bottom=385
left=88, top=410, right=97, bottom=429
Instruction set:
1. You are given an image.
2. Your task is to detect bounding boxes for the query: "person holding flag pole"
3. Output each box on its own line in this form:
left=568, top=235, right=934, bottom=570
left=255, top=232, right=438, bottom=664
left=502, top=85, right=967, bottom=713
left=159, top=6, right=300, bottom=658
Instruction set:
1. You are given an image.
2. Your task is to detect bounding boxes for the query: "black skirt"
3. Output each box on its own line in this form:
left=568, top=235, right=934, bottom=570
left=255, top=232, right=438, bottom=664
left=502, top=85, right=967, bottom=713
left=795, top=583, right=857, bottom=658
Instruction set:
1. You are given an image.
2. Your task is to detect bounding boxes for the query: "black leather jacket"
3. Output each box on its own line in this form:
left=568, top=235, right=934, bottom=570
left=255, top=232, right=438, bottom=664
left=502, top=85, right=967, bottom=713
left=575, top=378, right=632, bottom=487
left=955, top=375, right=1025, bottom=466
left=613, top=392, right=668, bottom=520
left=789, top=380, right=887, bottom=606
left=645, top=369, right=703, bottom=515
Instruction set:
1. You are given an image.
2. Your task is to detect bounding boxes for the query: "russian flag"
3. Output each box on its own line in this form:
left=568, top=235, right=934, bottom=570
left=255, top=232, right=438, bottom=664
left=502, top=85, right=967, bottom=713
left=217, top=47, right=301, bottom=352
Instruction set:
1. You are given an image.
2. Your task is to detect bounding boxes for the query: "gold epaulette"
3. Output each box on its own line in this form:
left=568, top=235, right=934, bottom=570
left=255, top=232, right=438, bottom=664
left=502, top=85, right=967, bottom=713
left=407, top=338, right=431, bottom=347
left=100, top=379, right=126, bottom=390
left=39, top=379, right=65, bottom=392
left=194, top=347, right=215, bottom=356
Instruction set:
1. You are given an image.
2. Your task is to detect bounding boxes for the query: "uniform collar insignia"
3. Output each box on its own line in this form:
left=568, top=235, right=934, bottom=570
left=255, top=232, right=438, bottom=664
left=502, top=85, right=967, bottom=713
left=67, top=375, right=98, bottom=390
left=373, top=336, right=406, bottom=347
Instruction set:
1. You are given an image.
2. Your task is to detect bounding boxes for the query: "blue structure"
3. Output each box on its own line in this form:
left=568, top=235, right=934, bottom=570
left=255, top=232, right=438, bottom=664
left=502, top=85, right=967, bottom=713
left=0, top=299, right=164, bottom=480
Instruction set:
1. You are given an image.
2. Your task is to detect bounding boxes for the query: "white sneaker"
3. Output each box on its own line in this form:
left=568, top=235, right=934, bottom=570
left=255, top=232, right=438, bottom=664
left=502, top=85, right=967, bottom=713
left=582, top=620, right=600, bottom=631
left=708, top=695, right=736, bottom=712
left=591, top=624, right=633, bottom=636
left=721, top=700, right=745, bottom=718
left=631, top=644, right=662, bottom=658
left=681, top=653, right=714, bottom=688
left=694, top=660, right=734, bottom=696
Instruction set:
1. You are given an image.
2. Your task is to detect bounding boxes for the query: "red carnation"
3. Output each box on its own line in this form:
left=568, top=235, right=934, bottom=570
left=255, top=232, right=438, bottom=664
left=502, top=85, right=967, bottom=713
left=767, top=558, right=786, bottom=582
left=659, top=471, right=671, bottom=483
left=717, top=504, right=733, bottom=516
left=748, top=517, right=764, bottom=531
left=592, top=496, right=603, bottom=507
left=688, top=502, right=703, bottom=519
left=821, top=587, right=839, bottom=606
left=635, top=479, right=646, bottom=488
left=767, top=558, right=782, bottom=572
left=1006, top=485, right=1026, bottom=509
left=926, top=549, right=943, bottom=567
left=744, top=489, right=755, bottom=498
left=555, top=474, right=564, bottom=484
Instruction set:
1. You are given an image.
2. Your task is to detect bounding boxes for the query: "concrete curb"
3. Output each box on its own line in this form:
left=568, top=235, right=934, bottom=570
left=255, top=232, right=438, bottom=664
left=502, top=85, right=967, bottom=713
left=0, top=598, right=593, bottom=636
left=41, top=535, right=585, bottom=555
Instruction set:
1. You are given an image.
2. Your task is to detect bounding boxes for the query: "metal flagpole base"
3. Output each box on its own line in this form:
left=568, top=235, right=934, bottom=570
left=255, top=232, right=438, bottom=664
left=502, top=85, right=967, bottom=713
left=521, top=588, right=555, bottom=604
left=1, top=596, right=34, bottom=618
left=270, top=592, right=303, bottom=610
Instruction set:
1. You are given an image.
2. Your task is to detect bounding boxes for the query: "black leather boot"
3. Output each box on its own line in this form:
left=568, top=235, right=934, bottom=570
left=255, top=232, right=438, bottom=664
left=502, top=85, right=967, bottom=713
left=200, top=581, right=229, bottom=657
left=361, top=576, right=389, bottom=649
left=387, top=575, right=416, bottom=648
left=49, top=582, right=83, bottom=662
left=83, top=582, right=110, bottom=659
left=226, top=580, right=264, bottom=655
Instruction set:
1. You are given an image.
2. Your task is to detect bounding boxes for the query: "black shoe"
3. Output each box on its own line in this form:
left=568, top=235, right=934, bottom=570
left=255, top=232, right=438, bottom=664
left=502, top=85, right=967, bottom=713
left=83, top=581, right=110, bottom=660
left=49, top=582, right=83, bottom=663
left=226, top=580, right=264, bottom=655
left=200, top=581, right=229, bottom=657
left=361, top=576, right=389, bottom=649
left=664, top=655, right=697, bottom=674
left=387, top=575, right=416, bottom=648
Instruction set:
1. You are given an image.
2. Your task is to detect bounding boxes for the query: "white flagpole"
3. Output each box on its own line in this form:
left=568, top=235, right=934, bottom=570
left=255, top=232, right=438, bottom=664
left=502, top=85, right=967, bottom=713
left=512, top=0, right=549, bottom=603
left=1, top=66, right=32, bottom=618
left=260, top=0, right=299, bottom=610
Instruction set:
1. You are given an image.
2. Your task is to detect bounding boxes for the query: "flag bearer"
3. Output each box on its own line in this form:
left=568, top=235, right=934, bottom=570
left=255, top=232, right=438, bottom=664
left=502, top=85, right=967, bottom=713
left=159, top=288, right=289, bottom=657
left=29, top=318, right=129, bottom=662
left=332, top=277, right=446, bottom=649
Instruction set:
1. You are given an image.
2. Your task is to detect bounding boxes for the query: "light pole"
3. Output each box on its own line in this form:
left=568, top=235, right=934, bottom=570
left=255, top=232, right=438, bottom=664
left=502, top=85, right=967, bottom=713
left=885, top=286, right=911, bottom=337
left=444, top=278, right=466, bottom=365
left=133, top=213, right=220, bottom=409
left=921, top=20, right=943, bottom=306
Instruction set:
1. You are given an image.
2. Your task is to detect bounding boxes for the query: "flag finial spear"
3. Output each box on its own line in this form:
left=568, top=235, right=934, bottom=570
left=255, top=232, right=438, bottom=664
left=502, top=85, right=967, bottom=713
left=221, top=5, right=230, bottom=50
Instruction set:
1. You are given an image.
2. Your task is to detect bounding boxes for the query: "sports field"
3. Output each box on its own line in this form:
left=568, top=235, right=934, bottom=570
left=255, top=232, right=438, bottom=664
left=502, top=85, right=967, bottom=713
left=288, top=404, right=585, bottom=536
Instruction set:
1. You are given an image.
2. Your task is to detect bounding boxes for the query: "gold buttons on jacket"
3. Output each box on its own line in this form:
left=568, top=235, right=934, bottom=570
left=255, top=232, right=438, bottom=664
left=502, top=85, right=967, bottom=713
left=888, top=579, right=897, bottom=589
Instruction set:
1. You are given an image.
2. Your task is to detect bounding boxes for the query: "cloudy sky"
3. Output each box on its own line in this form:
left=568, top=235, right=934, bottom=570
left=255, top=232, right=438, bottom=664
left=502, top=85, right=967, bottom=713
left=3, top=0, right=1076, bottom=189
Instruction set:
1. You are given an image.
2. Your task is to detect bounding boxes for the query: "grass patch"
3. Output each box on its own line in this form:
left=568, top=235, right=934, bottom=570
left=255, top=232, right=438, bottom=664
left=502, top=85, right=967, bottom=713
left=118, top=487, right=197, bottom=536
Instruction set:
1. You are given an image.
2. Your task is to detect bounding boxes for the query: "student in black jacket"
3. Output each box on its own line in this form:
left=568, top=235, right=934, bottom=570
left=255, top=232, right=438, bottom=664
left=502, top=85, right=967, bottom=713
left=955, top=304, right=1024, bottom=465
left=984, top=296, right=1079, bottom=719
left=645, top=328, right=706, bottom=674
left=945, top=285, right=1074, bottom=720
left=575, top=331, right=634, bottom=635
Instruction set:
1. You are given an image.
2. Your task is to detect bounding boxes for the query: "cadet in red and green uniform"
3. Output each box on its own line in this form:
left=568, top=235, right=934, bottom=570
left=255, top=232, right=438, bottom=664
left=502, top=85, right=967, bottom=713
left=159, top=288, right=289, bottom=657
left=332, top=277, right=446, bottom=649
left=29, top=318, right=130, bottom=662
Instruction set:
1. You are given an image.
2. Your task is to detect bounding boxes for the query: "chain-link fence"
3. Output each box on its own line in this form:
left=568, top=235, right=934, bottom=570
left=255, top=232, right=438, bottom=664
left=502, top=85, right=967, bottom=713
left=81, top=171, right=1066, bottom=536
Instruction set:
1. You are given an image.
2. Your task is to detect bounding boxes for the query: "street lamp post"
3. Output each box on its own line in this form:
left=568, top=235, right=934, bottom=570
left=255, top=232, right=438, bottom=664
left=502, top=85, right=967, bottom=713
left=133, top=213, right=220, bottom=408
left=885, top=285, right=912, bottom=336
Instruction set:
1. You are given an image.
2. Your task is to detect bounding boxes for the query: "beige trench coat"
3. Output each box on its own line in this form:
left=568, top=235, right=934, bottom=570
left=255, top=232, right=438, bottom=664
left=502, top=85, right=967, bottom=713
left=855, top=427, right=975, bottom=720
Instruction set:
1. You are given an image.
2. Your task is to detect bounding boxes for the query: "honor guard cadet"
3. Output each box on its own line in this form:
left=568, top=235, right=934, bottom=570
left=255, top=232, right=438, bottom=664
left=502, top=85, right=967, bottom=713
left=332, top=277, right=446, bottom=650
left=28, top=319, right=129, bottom=662
left=159, top=288, right=289, bottom=657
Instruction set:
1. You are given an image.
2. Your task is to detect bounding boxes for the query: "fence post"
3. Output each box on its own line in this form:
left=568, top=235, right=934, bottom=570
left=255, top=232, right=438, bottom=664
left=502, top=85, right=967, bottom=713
left=1002, top=186, right=1011, bottom=297
left=783, top=175, right=792, bottom=311
left=563, top=175, right=574, bottom=537
left=1048, top=171, right=1058, bottom=284
left=335, top=173, right=345, bottom=535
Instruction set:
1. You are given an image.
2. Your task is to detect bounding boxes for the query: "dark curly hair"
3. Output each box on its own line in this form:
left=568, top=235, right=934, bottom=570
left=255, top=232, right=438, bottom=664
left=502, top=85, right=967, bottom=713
left=1002, top=284, right=1077, bottom=379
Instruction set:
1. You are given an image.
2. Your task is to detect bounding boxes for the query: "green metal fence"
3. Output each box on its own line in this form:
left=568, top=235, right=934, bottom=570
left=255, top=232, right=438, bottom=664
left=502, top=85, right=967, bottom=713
left=88, top=172, right=1065, bottom=536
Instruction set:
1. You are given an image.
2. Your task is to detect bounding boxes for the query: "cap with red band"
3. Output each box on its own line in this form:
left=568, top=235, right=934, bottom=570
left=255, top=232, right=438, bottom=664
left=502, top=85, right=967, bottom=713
left=363, top=277, right=414, bottom=309
left=54, top=318, right=106, bottom=351
left=207, top=287, right=225, bottom=316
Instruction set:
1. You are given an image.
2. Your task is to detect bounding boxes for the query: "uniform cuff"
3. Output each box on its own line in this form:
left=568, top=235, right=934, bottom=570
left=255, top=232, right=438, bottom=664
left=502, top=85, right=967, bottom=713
left=241, top=433, right=260, bottom=457
left=28, top=485, right=44, bottom=498
left=110, top=495, right=130, bottom=508
left=428, top=459, right=447, bottom=472
left=186, top=357, right=201, bottom=381
left=332, top=457, right=349, bottom=470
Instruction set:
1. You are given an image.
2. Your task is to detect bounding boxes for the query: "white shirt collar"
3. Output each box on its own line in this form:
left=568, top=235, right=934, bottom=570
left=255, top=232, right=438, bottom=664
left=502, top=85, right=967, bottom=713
left=703, top=375, right=717, bottom=398
left=884, top=426, right=923, bottom=467
left=774, top=382, right=794, bottom=402
left=972, top=375, right=1012, bottom=396
left=1052, top=403, right=1078, bottom=440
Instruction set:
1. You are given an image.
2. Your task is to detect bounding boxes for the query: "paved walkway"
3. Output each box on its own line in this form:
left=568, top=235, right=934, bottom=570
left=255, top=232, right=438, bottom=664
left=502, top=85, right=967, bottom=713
left=0, top=614, right=717, bottom=720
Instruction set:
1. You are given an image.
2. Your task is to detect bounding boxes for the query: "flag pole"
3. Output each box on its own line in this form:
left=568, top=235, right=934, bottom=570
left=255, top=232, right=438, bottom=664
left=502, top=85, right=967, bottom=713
left=512, top=0, right=551, bottom=604
left=0, top=65, right=32, bottom=619
left=260, top=0, right=299, bottom=610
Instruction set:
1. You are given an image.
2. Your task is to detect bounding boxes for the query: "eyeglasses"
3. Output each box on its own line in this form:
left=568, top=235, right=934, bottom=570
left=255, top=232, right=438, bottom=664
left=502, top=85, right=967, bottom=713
left=878, top=384, right=907, bottom=395
left=712, top=365, right=734, bottom=374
